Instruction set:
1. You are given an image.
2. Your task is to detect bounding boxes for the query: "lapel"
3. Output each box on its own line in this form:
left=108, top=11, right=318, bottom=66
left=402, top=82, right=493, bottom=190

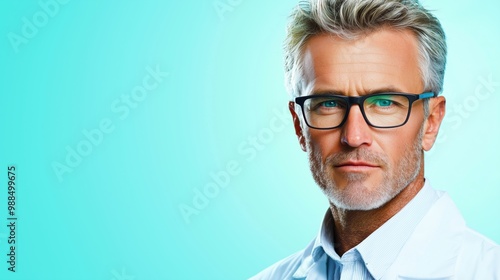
left=381, top=193, right=465, bottom=279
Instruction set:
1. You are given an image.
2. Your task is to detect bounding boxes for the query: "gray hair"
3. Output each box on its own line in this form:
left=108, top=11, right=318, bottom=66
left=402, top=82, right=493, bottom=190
left=284, top=0, right=447, bottom=103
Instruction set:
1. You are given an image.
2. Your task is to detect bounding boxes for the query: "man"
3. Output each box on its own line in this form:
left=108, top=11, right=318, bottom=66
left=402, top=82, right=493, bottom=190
left=251, top=0, right=500, bottom=279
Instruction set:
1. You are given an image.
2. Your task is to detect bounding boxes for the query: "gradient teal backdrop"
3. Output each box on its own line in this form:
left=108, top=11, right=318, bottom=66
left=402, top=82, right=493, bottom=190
left=1, top=1, right=499, bottom=279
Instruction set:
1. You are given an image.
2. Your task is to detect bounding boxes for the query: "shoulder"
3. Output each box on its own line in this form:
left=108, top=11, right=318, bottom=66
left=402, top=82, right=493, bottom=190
left=432, top=192, right=500, bottom=276
left=387, top=189, right=500, bottom=277
left=457, top=227, right=500, bottom=276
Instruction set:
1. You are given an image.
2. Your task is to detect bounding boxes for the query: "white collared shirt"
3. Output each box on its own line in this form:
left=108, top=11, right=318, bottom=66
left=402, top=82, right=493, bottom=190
left=250, top=180, right=500, bottom=279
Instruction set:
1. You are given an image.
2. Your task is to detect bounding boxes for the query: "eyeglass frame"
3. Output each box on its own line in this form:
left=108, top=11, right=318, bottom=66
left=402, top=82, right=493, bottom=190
left=294, top=91, right=437, bottom=130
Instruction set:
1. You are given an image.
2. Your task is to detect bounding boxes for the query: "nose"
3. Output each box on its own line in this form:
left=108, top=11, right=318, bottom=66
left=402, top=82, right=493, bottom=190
left=340, top=105, right=373, bottom=147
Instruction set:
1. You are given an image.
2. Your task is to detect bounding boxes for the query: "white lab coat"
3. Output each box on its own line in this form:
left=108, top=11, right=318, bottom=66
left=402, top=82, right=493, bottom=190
left=251, top=193, right=500, bottom=279
left=381, top=193, right=500, bottom=279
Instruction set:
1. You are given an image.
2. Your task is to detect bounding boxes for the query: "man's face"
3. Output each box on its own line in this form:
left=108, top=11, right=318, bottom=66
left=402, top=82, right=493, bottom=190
left=291, top=29, right=434, bottom=210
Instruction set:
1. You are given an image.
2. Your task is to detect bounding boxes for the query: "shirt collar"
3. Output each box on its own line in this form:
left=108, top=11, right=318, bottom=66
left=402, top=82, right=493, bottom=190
left=312, top=208, right=337, bottom=262
left=295, top=180, right=439, bottom=279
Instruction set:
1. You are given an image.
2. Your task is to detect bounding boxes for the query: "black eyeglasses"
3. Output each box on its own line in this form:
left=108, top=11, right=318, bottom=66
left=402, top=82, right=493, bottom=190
left=294, top=92, right=437, bottom=129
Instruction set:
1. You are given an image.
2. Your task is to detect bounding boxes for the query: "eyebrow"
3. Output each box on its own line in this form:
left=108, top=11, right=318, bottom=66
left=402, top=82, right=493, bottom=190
left=311, top=86, right=406, bottom=96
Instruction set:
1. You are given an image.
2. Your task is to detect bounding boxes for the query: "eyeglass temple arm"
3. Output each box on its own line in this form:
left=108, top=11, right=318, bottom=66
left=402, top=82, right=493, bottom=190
left=418, top=91, right=438, bottom=99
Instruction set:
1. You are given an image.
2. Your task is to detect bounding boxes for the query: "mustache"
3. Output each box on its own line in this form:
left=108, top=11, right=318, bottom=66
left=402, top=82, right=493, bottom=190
left=324, top=148, right=388, bottom=167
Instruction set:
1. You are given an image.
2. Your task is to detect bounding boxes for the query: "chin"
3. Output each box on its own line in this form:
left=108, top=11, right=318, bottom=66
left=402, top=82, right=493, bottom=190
left=321, top=180, right=399, bottom=211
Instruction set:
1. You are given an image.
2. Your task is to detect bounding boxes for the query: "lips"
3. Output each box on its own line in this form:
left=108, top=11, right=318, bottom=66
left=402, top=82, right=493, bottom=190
left=326, top=149, right=386, bottom=172
left=334, top=160, right=380, bottom=171
left=336, top=160, right=378, bottom=167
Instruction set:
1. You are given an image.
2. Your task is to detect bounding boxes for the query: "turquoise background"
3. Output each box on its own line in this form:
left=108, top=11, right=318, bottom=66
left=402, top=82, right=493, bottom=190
left=1, top=1, right=499, bottom=279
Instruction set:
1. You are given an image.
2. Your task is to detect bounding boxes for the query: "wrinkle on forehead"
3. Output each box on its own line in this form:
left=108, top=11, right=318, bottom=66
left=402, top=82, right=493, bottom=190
left=301, top=29, right=423, bottom=96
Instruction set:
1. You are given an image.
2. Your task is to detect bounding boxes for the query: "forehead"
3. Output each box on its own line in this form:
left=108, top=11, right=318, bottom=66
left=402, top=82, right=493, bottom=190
left=301, top=28, right=423, bottom=95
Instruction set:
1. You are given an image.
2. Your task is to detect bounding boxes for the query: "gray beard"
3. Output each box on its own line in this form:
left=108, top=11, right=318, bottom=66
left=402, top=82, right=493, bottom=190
left=307, top=126, right=423, bottom=210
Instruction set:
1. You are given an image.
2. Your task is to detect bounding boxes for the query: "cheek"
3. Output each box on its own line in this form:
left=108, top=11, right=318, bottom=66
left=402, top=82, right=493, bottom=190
left=376, top=129, right=419, bottom=164
left=308, top=131, right=342, bottom=158
left=381, top=137, right=405, bottom=164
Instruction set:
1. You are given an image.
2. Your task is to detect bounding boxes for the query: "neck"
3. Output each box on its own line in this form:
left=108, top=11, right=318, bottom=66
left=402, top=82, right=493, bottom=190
left=329, top=174, right=425, bottom=256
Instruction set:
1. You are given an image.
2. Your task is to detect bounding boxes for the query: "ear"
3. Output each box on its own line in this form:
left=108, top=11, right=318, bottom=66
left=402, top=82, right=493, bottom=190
left=289, top=101, right=307, bottom=151
left=422, top=96, right=446, bottom=151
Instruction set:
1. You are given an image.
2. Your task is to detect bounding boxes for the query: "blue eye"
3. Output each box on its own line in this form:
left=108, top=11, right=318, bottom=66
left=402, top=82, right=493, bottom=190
left=373, top=99, right=393, bottom=107
left=321, top=100, right=338, bottom=107
left=307, top=97, right=346, bottom=114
